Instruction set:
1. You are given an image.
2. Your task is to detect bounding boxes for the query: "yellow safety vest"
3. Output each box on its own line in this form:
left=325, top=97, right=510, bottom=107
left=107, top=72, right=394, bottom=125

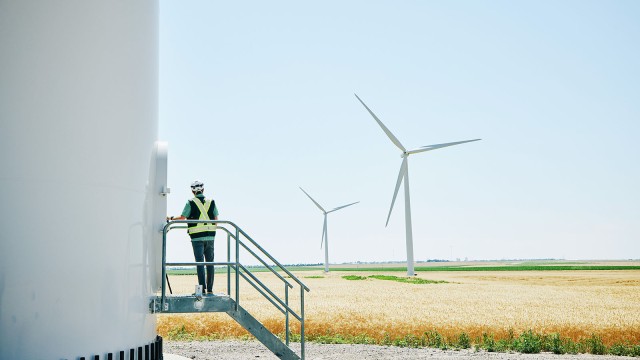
left=187, top=197, right=218, bottom=235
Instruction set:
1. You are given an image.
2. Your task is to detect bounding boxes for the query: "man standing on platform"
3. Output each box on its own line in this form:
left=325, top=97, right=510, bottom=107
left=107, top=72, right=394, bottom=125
left=168, top=180, right=218, bottom=295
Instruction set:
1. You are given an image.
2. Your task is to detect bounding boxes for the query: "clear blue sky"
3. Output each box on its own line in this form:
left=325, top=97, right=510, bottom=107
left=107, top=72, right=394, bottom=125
left=159, top=1, right=639, bottom=265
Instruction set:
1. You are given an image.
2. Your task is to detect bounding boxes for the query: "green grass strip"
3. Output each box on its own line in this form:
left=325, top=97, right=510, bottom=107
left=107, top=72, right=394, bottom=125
left=166, top=327, right=640, bottom=356
left=342, top=275, right=367, bottom=280
left=331, top=265, right=640, bottom=272
left=368, top=275, right=448, bottom=284
left=341, top=275, right=447, bottom=284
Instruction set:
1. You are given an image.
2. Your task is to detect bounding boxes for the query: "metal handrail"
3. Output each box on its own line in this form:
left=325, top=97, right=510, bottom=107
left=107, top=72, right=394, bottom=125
left=164, top=219, right=309, bottom=290
left=165, top=225, right=297, bottom=290
left=161, top=219, right=309, bottom=359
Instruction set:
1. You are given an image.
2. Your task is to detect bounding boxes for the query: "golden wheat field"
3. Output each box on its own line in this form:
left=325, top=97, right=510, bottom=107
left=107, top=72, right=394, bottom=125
left=157, top=264, right=640, bottom=346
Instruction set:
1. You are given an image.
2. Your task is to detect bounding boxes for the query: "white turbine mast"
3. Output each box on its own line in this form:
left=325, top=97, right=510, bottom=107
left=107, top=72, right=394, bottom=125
left=300, top=187, right=359, bottom=273
left=355, top=93, right=480, bottom=276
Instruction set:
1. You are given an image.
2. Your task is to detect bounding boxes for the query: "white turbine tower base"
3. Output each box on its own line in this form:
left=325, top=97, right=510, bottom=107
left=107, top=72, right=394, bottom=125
left=300, top=187, right=359, bottom=273
left=355, top=94, right=480, bottom=276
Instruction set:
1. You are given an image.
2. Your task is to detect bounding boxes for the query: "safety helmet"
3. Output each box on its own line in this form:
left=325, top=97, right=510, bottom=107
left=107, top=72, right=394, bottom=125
left=190, top=180, right=204, bottom=192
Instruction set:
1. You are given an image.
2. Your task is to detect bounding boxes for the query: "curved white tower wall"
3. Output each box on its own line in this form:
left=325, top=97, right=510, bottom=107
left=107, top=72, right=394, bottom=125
left=0, top=1, right=160, bottom=359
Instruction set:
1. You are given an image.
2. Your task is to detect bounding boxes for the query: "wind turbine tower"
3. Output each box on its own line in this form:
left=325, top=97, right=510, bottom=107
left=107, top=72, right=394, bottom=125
left=355, top=94, right=480, bottom=276
left=300, top=187, right=359, bottom=273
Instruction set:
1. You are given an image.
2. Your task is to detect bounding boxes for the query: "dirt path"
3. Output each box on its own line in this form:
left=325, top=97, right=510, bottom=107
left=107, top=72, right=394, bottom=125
left=165, top=340, right=634, bottom=360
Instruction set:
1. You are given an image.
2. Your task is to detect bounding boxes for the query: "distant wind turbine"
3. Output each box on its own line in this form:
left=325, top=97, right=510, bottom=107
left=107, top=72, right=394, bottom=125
left=300, top=187, right=359, bottom=273
left=355, top=93, right=480, bottom=276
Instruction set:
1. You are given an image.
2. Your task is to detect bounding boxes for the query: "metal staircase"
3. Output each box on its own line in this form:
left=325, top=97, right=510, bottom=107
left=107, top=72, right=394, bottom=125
left=150, top=220, right=310, bottom=360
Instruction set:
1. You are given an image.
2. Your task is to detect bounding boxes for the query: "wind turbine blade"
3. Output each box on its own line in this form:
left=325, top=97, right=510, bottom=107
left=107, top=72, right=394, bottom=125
left=327, top=201, right=360, bottom=213
left=354, top=94, right=406, bottom=152
left=321, top=216, right=327, bottom=248
left=386, top=157, right=407, bottom=227
left=299, top=187, right=326, bottom=213
left=407, top=139, right=481, bottom=155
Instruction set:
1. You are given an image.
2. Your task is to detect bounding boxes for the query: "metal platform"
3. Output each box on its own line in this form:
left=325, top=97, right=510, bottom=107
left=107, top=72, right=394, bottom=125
left=150, top=294, right=233, bottom=313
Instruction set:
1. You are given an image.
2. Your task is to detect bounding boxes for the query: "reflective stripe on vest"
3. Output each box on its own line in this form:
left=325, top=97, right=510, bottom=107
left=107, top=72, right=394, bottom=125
left=187, top=197, right=218, bottom=234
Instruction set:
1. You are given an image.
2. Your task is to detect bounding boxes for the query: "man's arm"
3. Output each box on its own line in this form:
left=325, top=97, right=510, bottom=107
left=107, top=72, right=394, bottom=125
left=167, top=215, right=186, bottom=221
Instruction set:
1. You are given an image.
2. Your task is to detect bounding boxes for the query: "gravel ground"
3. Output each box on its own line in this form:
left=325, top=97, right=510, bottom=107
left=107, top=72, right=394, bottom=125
left=165, top=340, right=634, bottom=360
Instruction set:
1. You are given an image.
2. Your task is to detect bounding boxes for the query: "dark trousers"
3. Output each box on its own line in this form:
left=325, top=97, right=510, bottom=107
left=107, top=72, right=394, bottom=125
left=191, top=240, right=214, bottom=292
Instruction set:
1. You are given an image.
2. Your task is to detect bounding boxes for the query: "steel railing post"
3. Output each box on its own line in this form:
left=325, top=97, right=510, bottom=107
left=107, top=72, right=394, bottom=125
left=301, top=286, right=305, bottom=360
left=226, top=232, right=231, bottom=296
left=285, top=285, right=290, bottom=346
left=235, top=227, right=240, bottom=311
left=161, top=222, right=169, bottom=311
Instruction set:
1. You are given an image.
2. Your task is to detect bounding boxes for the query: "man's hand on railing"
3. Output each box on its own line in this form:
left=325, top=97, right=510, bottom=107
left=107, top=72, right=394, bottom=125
left=166, top=215, right=186, bottom=222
